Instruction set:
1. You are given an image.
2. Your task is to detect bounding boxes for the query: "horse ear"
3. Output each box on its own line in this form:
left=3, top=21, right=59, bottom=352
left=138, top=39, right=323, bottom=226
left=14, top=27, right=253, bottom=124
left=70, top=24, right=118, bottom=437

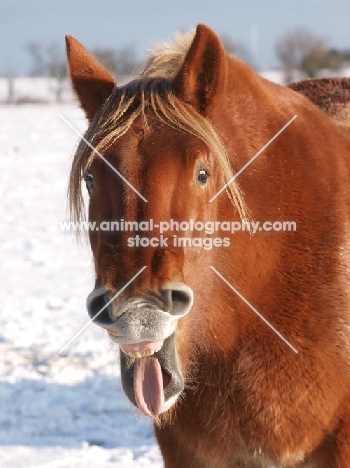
left=65, top=35, right=116, bottom=121
left=172, top=24, right=227, bottom=113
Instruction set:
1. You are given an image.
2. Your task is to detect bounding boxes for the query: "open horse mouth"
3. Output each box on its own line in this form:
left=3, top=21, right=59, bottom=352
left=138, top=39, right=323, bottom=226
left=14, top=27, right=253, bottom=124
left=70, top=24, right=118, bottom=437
left=86, top=283, right=193, bottom=417
left=119, top=333, right=183, bottom=417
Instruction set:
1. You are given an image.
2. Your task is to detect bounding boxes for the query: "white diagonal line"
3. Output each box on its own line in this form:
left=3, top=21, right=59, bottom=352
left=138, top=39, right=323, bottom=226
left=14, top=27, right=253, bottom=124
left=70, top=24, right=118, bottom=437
left=58, top=266, right=147, bottom=355
left=59, top=114, right=148, bottom=202
left=210, top=266, right=298, bottom=354
left=209, top=115, right=297, bottom=202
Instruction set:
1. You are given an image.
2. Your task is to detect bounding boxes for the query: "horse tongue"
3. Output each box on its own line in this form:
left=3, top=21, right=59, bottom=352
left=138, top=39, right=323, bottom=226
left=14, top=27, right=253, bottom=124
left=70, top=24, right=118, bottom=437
left=133, top=355, right=164, bottom=417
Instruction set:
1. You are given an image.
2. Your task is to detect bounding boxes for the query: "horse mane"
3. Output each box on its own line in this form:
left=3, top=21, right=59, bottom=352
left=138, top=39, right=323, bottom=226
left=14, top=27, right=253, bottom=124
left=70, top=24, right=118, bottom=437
left=69, top=29, right=249, bottom=227
left=141, top=29, right=196, bottom=78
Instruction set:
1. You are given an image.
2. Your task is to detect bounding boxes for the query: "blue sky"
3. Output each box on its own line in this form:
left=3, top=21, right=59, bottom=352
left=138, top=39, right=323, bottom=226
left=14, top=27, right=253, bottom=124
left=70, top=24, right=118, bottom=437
left=1, top=0, right=350, bottom=75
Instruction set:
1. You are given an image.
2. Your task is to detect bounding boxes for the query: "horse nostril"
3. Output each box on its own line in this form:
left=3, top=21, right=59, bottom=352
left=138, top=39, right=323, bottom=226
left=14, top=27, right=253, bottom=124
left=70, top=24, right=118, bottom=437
left=171, top=290, right=191, bottom=312
left=86, top=286, right=113, bottom=325
left=162, top=283, right=194, bottom=316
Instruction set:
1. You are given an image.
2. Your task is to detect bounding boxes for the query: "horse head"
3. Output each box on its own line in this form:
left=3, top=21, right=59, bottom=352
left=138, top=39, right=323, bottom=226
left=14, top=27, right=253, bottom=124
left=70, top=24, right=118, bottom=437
left=66, top=25, right=249, bottom=418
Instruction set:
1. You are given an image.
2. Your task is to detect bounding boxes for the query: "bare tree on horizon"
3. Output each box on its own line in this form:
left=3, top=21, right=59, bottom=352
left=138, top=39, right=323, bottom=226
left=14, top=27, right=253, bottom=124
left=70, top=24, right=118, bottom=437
left=275, top=28, right=330, bottom=83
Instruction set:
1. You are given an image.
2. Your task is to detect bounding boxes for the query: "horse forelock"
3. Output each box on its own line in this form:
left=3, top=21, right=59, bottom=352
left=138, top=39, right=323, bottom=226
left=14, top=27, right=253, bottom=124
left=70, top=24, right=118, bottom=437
left=141, top=28, right=196, bottom=79
left=68, top=29, right=249, bottom=231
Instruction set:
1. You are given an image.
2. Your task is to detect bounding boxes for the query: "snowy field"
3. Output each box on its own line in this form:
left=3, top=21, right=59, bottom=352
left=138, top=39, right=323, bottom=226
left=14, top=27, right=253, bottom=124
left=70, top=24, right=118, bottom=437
left=0, top=104, right=163, bottom=467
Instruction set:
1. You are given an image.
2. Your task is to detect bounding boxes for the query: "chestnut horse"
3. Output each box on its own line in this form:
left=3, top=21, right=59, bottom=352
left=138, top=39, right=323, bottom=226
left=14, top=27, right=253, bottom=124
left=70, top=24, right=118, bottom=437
left=66, top=25, right=350, bottom=467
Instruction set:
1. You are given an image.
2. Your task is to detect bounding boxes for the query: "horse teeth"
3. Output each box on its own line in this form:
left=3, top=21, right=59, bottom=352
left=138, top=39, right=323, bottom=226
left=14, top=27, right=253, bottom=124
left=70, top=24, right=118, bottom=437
left=125, top=349, right=156, bottom=358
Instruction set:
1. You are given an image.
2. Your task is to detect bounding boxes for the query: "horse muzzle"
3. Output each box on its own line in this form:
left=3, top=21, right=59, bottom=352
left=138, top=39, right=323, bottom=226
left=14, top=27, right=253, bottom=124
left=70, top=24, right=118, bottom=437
left=86, top=282, right=194, bottom=417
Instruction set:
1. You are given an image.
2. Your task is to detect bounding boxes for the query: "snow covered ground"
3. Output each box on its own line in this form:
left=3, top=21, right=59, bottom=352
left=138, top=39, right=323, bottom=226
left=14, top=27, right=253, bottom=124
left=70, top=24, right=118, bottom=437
left=0, top=104, right=162, bottom=467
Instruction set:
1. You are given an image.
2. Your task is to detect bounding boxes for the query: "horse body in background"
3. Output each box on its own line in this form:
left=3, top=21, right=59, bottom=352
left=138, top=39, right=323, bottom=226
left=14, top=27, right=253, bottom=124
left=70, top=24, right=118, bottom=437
left=66, top=24, right=350, bottom=467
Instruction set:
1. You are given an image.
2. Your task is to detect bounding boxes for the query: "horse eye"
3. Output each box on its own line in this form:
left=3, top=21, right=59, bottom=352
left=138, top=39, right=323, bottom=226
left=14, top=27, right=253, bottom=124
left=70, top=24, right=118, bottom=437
left=196, top=169, right=209, bottom=186
left=84, top=171, right=94, bottom=190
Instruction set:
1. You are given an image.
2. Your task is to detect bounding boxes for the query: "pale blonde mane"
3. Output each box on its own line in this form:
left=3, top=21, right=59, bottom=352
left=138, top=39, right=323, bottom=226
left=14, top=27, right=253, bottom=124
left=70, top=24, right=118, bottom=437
left=69, top=29, right=248, bottom=225
left=141, top=29, right=196, bottom=78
